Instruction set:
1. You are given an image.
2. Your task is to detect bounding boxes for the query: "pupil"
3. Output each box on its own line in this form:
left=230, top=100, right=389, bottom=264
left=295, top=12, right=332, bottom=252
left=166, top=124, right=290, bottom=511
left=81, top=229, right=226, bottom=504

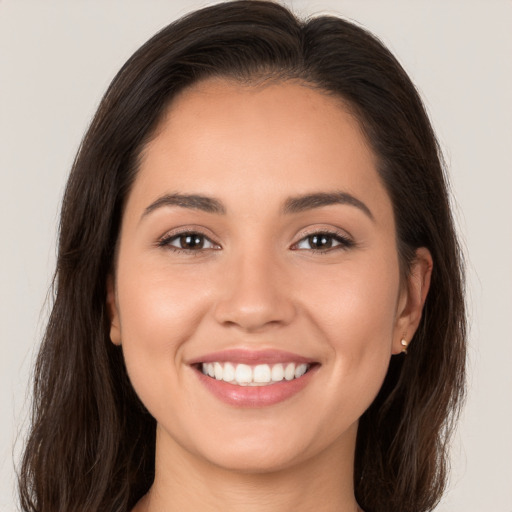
left=310, top=234, right=332, bottom=249
left=181, top=234, right=203, bottom=249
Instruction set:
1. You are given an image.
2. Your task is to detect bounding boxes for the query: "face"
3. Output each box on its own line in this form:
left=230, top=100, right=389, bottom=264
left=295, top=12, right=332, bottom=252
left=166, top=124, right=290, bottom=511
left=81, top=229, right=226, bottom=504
left=108, top=79, right=430, bottom=474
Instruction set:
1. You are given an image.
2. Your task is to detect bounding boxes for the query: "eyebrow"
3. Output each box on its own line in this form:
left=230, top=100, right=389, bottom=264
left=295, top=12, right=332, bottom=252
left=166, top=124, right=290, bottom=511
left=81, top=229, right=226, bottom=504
left=142, top=191, right=374, bottom=221
left=282, top=191, right=374, bottom=220
left=142, top=193, right=226, bottom=218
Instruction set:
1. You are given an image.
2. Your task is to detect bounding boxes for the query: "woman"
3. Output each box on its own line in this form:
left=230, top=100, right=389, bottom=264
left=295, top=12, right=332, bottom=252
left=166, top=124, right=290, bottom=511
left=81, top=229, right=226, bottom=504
left=19, top=1, right=466, bottom=511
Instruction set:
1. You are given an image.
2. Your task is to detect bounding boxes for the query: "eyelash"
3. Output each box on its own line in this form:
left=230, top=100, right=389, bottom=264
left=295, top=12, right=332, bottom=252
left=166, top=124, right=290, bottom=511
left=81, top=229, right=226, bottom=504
left=157, top=230, right=220, bottom=255
left=157, top=229, right=355, bottom=255
left=292, top=230, right=355, bottom=253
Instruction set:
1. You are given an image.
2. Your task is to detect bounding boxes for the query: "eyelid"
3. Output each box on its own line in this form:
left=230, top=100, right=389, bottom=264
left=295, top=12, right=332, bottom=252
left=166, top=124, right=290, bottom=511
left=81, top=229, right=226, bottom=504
left=155, top=225, right=354, bottom=253
left=156, top=226, right=221, bottom=250
left=291, top=227, right=355, bottom=251
left=294, top=225, right=353, bottom=241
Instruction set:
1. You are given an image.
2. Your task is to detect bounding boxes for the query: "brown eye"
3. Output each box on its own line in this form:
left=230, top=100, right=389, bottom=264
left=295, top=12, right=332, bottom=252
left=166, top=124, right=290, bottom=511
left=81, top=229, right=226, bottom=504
left=179, top=233, right=206, bottom=249
left=294, top=231, right=354, bottom=252
left=308, top=234, right=334, bottom=249
left=159, top=232, right=219, bottom=252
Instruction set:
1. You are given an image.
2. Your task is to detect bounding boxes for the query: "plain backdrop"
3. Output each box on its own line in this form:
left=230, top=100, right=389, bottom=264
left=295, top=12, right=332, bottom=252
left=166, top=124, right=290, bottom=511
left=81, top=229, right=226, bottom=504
left=1, top=1, right=511, bottom=511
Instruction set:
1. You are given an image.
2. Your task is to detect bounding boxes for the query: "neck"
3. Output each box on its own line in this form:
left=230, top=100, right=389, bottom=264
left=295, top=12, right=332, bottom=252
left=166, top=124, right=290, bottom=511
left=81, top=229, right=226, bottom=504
left=134, top=423, right=361, bottom=512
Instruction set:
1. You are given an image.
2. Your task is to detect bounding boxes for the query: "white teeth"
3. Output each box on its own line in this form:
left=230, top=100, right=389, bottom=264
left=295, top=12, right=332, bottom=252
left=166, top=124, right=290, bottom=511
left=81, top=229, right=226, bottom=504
left=295, top=363, right=308, bottom=378
left=200, top=361, right=311, bottom=386
left=271, top=363, right=284, bottom=382
left=222, top=362, right=235, bottom=382
left=284, top=363, right=295, bottom=381
left=253, top=364, right=271, bottom=383
left=214, top=362, right=223, bottom=380
left=235, top=363, right=252, bottom=385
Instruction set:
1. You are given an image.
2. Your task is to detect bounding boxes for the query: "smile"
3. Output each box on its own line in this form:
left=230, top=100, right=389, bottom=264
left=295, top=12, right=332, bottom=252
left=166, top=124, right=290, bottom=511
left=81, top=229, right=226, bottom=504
left=190, top=350, right=319, bottom=407
left=201, top=362, right=310, bottom=386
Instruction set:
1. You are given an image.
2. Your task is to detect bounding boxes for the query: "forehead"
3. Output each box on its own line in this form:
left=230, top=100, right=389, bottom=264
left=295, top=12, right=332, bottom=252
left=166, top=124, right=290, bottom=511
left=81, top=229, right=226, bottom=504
left=132, top=78, right=392, bottom=223
left=152, top=78, right=369, bottom=162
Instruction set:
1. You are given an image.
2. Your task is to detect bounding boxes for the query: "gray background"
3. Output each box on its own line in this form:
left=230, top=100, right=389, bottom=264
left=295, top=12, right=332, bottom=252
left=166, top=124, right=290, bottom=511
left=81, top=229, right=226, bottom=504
left=1, top=1, right=511, bottom=510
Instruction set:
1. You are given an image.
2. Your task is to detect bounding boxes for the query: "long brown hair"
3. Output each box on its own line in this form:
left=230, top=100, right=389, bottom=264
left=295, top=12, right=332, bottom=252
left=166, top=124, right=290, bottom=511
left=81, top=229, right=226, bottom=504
left=19, top=2, right=466, bottom=511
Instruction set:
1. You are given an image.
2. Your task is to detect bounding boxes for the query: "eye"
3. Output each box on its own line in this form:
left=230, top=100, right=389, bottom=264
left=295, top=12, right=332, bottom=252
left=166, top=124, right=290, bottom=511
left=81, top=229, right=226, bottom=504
left=293, top=231, right=354, bottom=252
left=158, top=232, right=220, bottom=252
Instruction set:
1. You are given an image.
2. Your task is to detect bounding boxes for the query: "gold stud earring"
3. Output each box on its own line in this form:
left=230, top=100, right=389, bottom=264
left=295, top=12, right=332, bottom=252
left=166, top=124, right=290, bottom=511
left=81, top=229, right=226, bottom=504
left=400, top=338, right=408, bottom=354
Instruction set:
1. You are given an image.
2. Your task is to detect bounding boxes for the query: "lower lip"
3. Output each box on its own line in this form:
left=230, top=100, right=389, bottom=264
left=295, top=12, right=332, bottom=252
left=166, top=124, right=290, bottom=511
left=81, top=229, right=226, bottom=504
left=193, top=366, right=318, bottom=407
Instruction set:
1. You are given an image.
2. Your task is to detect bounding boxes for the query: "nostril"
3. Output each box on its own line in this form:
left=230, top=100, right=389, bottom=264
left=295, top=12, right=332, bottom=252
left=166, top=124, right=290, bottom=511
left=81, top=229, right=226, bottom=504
left=213, top=296, right=296, bottom=332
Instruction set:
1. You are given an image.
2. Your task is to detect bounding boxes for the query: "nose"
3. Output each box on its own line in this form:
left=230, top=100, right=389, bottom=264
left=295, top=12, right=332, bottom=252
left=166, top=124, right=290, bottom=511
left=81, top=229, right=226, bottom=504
left=213, top=249, right=296, bottom=333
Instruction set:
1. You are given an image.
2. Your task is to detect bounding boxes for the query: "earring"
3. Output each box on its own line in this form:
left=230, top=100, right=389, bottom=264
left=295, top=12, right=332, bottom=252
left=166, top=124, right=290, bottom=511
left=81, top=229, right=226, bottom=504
left=400, top=338, right=408, bottom=354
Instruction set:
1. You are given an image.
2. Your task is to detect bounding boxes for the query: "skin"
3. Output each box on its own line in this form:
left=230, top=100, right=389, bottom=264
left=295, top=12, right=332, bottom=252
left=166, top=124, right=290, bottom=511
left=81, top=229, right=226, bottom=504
left=107, top=79, right=432, bottom=512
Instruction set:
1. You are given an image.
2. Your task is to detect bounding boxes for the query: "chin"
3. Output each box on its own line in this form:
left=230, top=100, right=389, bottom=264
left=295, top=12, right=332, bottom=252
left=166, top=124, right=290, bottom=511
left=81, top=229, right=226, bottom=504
left=202, top=444, right=309, bottom=475
left=178, top=417, right=352, bottom=476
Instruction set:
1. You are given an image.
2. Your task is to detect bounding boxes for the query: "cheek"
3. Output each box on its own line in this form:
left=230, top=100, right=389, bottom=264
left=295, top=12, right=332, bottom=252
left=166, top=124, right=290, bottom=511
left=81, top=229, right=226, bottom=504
left=308, top=252, right=399, bottom=328
left=117, top=255, right=213, bottom=339
left=302, top=253, right=400, bottom=380
left=114, top=259, right=213, bottom=406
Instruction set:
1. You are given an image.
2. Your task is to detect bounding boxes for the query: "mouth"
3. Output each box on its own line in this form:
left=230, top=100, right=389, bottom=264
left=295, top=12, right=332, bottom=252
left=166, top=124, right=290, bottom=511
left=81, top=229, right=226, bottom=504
left=197, top=361, right=313, bottom=386
left=189, top=349, right=319, bottom=407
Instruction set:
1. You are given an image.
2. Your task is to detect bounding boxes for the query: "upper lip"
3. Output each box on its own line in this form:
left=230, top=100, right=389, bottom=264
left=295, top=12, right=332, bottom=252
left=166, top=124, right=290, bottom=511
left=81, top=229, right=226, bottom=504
left=187, top=348, right=316, bottom=366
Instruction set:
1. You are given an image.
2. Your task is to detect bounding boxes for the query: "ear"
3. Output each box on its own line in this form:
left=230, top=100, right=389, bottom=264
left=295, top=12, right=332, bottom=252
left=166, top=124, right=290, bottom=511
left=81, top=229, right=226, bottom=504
left=106, top=274, right=122, bottom=346
left=392, top=247, right=433, bottom=354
